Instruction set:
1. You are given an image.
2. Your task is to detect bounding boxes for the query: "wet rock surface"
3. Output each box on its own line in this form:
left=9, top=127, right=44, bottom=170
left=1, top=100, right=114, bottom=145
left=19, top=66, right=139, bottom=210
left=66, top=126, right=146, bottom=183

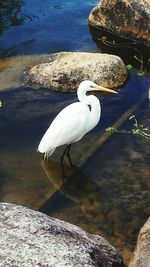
left=26, top=52, right=127, bottom=92
left=89, top=0, right=150, bottom=46
left=0, top=203, right=124, bottom=267
left=129, top=217, right=150, bottom=267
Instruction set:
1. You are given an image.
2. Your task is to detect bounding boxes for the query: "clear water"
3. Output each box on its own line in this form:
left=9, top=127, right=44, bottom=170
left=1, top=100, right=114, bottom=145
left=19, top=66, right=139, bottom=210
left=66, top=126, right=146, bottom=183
left=0, top=1, right=150, bottom=265
left=0, top=0, right=98, bottom=56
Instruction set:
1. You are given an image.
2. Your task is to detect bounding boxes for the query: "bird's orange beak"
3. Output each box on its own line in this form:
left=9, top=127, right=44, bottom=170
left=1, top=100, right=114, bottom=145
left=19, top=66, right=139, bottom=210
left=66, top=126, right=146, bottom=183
left=97, top=85, right=118, bottom=94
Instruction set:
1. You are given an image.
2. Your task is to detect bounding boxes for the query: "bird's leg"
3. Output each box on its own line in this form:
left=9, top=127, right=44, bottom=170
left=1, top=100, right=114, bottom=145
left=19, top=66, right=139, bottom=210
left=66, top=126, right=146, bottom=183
left=60, top=145, right=74, bottom=182
left=61, top=161, right=65, bottom=183
left=60, top=145, right=69, bottom=182
left=66, top=144, right=74, bottom=168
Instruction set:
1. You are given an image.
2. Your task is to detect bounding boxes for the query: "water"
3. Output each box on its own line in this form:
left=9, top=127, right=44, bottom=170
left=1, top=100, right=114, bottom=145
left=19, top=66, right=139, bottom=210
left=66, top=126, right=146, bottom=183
left=0, top=0, right=98, bottom=56
left=0, top=1, right=150, bottom=265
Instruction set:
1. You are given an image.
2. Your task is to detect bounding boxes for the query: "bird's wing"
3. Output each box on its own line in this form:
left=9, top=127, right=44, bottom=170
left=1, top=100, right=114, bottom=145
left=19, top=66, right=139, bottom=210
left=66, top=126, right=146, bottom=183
left=38, top=102, right=90, bottom=152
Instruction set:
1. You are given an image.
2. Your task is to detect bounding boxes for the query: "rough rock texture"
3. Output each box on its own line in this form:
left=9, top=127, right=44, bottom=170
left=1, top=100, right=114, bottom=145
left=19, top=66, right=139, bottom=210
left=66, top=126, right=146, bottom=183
left=129, top=217, right=150, bottom=267
left=0, top=203, right=124, bottom=267
left=26, top=52, right=127, bottom=92
left=89, top=0, right=150, bottom=46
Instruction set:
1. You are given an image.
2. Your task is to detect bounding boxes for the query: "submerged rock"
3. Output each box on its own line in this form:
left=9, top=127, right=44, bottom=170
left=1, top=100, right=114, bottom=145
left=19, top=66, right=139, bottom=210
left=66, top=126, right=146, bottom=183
left=89, top=0, right=150, bottom=46
left=0, top=202, right=124, bottom=267
left=129, top=217, right=150, bottom=267
left=0, top=55, right=48, bottom=91
left=26, top=52, right=127, bottom=92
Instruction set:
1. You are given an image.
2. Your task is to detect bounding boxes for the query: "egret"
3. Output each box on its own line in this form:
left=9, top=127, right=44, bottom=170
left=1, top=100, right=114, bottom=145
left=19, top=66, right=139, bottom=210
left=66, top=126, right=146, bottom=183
left=38, top=80, right=117, bottom=174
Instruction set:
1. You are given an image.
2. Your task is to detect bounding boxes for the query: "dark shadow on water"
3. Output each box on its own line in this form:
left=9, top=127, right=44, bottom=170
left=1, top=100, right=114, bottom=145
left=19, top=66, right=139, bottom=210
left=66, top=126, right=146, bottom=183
left=0, top=0, right=23, bottom=33
left=0, top=168, right=12, bottom=199
left=89, top=25, right=150, bottom=74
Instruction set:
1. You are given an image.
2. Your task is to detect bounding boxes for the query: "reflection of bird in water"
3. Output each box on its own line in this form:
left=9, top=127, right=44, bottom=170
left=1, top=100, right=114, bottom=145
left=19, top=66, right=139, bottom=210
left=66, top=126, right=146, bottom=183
left=38, top=80, right=117, bottom=175
left=41, top=158, right=103, bottom=219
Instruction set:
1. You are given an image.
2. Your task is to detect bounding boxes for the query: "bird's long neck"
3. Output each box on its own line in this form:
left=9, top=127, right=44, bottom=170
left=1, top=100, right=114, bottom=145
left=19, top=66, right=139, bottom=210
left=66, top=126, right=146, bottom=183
left=77, top=87, right=101, bottom=132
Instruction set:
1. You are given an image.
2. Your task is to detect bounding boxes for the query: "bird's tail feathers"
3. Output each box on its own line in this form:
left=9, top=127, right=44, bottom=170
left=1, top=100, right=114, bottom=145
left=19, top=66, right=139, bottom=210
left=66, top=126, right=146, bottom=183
left=37, top=142, right=56, bottom=159
left=44, top=147, right=56, bottom=159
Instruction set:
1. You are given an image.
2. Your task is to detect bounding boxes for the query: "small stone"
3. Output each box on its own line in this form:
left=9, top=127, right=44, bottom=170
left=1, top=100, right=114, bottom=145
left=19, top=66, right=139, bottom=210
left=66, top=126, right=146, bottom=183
left=129, top=151, right=143, bottom=161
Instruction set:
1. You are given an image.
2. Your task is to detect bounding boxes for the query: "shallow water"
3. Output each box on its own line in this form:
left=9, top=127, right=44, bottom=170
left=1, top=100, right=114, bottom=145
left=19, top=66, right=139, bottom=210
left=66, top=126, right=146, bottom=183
left=0, top=1, right=150, bottom=265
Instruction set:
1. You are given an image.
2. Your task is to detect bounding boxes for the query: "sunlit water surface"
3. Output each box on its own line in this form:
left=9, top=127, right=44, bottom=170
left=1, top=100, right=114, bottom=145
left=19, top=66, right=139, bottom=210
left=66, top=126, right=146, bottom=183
left=0, top=1, right=150, bottom=265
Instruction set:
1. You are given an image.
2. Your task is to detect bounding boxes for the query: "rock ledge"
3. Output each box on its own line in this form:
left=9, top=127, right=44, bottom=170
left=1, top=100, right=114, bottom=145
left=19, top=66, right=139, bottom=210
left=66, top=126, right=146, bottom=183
left=0, top=202, right=124, bottom=267
left=89, top=0, right=150, bottom=46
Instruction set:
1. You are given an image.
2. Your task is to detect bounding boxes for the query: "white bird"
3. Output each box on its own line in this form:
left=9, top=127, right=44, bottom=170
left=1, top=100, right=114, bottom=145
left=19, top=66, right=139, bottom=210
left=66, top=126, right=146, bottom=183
left=38, top=80, right=117, bottom=173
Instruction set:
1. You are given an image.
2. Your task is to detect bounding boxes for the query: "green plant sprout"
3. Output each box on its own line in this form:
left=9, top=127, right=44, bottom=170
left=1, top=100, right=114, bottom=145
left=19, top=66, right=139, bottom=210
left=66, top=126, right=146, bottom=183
left=126, top=64, right=133, bottom=70
left=106, top=115, right=150, bottom=139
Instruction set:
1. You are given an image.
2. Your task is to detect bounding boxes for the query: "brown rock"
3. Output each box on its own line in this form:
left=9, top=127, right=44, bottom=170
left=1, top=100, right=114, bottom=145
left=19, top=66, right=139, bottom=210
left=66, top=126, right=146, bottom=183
left=89, top=0, right=150, bottom=45
left=129, top=217, right=150, bottom=267
left=26, top=52, right=127, bottom=92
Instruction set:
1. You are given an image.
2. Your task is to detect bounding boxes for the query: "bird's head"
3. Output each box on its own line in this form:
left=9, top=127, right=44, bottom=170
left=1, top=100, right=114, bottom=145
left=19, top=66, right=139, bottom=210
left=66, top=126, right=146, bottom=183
left=79, top=80, right=118, bottom=94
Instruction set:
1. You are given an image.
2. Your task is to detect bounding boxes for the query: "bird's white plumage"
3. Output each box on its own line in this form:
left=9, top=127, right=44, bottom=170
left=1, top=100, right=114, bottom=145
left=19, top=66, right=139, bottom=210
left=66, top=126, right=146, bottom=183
left=38, top=100, right=99, bottom=154
left=38, top=80, right=117, bottom=158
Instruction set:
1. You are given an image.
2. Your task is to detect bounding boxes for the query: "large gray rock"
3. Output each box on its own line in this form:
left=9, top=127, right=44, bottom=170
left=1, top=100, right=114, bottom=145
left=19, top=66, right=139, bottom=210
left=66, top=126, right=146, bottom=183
left=89, top=0, right=150, bottom=46
left=26, top=52, right=127, bottom=92
left=0, top=203, right=124, bottom=267
left=129, top=217, right=150, bottom=267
